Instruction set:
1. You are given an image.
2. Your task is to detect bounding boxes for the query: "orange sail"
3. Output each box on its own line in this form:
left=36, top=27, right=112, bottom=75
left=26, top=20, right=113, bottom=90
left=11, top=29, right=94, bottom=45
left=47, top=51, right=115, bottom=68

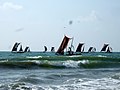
left=56, top=36, right=70, bottom=55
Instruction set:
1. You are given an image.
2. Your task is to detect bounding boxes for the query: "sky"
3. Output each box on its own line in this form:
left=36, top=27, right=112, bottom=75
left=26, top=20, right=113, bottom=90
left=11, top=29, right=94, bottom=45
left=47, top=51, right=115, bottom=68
left=0, top=0, right=120, bottom=52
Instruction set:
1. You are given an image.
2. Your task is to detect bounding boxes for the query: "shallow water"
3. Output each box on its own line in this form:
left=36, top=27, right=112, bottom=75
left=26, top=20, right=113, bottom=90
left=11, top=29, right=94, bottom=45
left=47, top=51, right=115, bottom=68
left=0, top=52, right=120, bottom=90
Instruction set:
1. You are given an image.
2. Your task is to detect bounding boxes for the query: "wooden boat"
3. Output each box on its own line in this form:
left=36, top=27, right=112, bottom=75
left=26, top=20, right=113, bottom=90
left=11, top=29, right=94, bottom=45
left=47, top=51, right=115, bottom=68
left=100, top=44, right=112, bottom=53
left=76, top=43, right=85, bottom=53
left=11, top=42, right=30, bottom=53
left=88, top=47, right=96, bottom=53
left=56, top=35, right=71, bottom=55
left=56, top=35, right=81, bottom=55
left=24, top=46, right=30, bottom=52
left=43, top=46, right=47, bottom=53
left=51, top=47, right=55, bottom=52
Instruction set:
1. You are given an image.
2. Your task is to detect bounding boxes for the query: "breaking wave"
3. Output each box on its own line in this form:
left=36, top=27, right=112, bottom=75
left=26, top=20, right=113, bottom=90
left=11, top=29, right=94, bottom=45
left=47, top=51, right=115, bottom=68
left=1, top=77, right=120, bottom=90
left=0, top=55, right=120, bottom=69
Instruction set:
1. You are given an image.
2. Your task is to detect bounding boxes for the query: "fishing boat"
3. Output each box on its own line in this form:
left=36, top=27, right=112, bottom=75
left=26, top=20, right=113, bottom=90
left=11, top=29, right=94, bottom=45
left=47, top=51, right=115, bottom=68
left=11, top=42, right=22, bottom=53
left=106, top=46, right=112, bottom=53
left=100, top=44, right=112, bottom=53
left=11, top=42, right=20, bottom=53
left=88, top=47, right=96, bottom=53
left=17, top=44, right=24, bottom=53
left=24, top=46, right=30, bottom=52
left=43, top=46, right=47, bottom=53
left=51, top=47, right=55, bottom=52
left=56, top=35, right=71, bottom=55
left=76, top=43, right=85, bottom=53
left=11, top=42, right=30, bottom=53
left=56, top=35, right=81, bottom=55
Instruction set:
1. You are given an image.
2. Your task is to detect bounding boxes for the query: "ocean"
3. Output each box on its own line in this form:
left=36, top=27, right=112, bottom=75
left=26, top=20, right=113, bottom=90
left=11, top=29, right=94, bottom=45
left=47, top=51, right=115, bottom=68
left=0, top=52, right=120, bottom=90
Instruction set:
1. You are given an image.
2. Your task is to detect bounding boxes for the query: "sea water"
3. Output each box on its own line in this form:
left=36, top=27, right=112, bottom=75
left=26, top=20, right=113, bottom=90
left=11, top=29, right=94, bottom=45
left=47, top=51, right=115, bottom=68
left=0, top=52, right=120, bottom=90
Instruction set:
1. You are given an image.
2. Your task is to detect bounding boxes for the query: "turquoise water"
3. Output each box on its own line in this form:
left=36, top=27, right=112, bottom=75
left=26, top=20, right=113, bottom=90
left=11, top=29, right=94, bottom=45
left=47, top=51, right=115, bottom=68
left=0, top=52, right=120, bottom=90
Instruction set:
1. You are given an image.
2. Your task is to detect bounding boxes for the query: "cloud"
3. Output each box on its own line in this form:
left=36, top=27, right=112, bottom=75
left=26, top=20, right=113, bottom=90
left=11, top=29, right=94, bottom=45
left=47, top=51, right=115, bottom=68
left=66, top=10, right=99, bottom=27
left=15, top=28, right=24, bottom=32
left=0, top=2, right=23, bottom=10
left=78, top=10, right=98, bottom=22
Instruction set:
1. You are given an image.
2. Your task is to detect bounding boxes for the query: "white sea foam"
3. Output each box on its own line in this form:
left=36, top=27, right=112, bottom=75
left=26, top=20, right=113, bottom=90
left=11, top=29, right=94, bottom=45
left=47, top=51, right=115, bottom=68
left=38, top=77, right=120, bottom=90
left=32, top=60, right=49, bottom=65
left=62, top=60, right=80, bottom=68
left=26, top=56, right=42, bottom=59
left=97, top=55, right=107, bottom=57
left=34, top=60, right=41, bottom=64
left=0, top=59, right=9, bottom=62
left=28, top=60, right=89, bottom=68
left=62, top=60, right=89, bottom=68
left=1, top=77, right=120, bottom=90
left=67, top=55, right=82, bottom=57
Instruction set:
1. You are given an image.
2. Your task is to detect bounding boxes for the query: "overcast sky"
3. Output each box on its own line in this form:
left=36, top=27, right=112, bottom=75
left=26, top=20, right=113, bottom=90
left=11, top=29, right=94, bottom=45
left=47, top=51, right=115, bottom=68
left=0, top=0, right=120, bottom=52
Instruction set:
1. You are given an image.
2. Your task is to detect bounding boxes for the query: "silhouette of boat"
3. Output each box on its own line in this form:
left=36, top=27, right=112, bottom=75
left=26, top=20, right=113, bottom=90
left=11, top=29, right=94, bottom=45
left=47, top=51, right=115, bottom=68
left=17, top=44, right=24, bottom=53
left=56, top=35, right=70, bottom=55
left=56, top=35, right=81, bottom=55
left=11, top=42, right=20, bottom=52
left=51, top=47, right=55, bottom=52
left=88, top=47, right=96, bottom=53
left=43, top=46, right=47, bottom=53
left=11, top=42, right=30, bottom=53
left=100, top=44, right=112, bottom=53
left=24, top=46, right=30, bottom=52
left=76, top=43, right=85, bottom=53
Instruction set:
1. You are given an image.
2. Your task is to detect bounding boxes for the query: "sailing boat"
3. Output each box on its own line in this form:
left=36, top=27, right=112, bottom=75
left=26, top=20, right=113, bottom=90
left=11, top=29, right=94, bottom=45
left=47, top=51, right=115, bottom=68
left=56, top=35, right=71, bottom=55
left=106, top=46, right=112, bottom=53
left=88, top=47, right=96, bottom=53
left=17, top=44, right=24, bottom=53
left=43, top=46, right=47, bottom=53
left=101, top=44, right=109, bottom=52
left=100, top=44, right=112, bottom=53
left=76, top=43, right=85, bottom=53
left=11, top=42, right=20, bottom=52
left=51, top=47, right=55, bottom=52
left=24, top=46, right=30, bottom=52
left=11, top=42, right=30, bottom=53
